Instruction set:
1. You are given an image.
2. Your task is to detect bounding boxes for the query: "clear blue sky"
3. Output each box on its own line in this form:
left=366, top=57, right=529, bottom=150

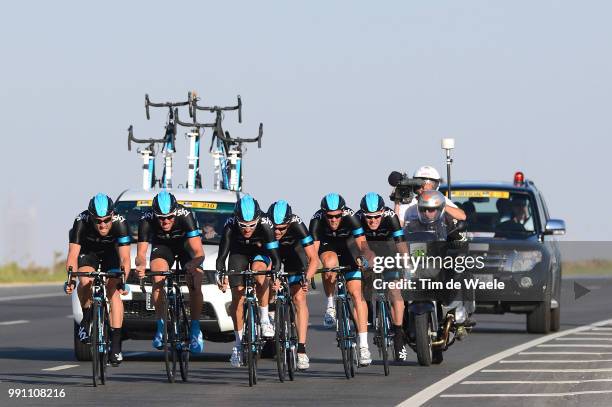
left=1, top=1, right=608, bottom=264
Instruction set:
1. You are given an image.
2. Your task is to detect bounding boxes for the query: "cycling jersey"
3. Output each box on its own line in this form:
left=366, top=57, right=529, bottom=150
left=138, top=205, right=201, bottom=244
left=216, top=215, right=281, bottom=272
left=69, top=211, right=130, bottom=272
left=356, top=207, right=405, bottom=243
left=277, top=214, right=314, bottom=285
left=69, top=211, right=131, bottom=249
left=309, top=207, right=363, bottom=281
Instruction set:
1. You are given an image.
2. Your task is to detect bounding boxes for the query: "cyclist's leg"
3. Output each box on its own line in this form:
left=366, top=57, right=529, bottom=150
left=101, top=251, right=124, bottom=363
left=228, top=253, right=249, bottom=347
left=150, top=244, right=172, bottom=349
left=320, top=244, right=340, bottom=326
left=179, top=243, right=203, bottom=320
left=252, top=255, right=273, bottom=336
left=75, top=251, right=97, bottom=342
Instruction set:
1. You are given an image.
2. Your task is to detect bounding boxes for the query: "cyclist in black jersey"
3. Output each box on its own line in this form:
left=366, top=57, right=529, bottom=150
left=356, top=192, right=409, bottom=361
left=135, top=190, right=206, bottom=353
left=215, top=195, right=281, bottom=367
left=267, top=200, right=319, bottom=370
left=309, top=193, right=376, bottom=366
left=64, top=193, right=131, bottom=365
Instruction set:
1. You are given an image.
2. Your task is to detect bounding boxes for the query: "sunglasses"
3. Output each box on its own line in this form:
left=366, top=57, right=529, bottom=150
left=274, top=224, right=289, bottom=231
left=418, top=207, right=438, bottom=213
left=156, top=214, right=176, bottom=221
left=364, top=213, right=382, bottom=220
left=94, top=216, right=113, bottom=225
left=238, top=220, right=259, bottom=229
left=325, top=213, right=342, bottom=220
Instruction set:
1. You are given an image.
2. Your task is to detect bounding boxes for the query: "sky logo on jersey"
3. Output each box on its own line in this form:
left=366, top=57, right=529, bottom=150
left=325, top=193, right=341, bottom=210
left=240, top=195, right=257, bottom=221
left=93, top=193, right=110, bottom=217
left=273, top=200, right=289, bottom=224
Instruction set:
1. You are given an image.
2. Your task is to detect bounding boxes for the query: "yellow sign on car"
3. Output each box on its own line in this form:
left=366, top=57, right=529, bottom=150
left=179, top=201, right=218, bottom=209
left=450, top=190, right=510, bottom=199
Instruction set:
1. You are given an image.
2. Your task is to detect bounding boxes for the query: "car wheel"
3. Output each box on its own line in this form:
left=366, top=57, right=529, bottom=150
left=550, top=306, right=560, bottom=332
left=74, top=321, right=92, bottom=361
left=526, top=284, right=551, bottom=334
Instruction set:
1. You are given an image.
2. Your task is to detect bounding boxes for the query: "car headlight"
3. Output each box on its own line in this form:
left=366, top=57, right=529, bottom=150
left=503, top=250, right=542, bottom=272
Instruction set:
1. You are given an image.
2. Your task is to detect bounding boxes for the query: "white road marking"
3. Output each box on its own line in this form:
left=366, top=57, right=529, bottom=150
left=538, top=344, right=612, bottom=348
left=500, top=359, right=612, bottom=363
left=124, top=352, right=148, bottom=357
left=556, top=338, right=612, bottom=341
left=519, top=352, right=612, bottom=355
left=440, top=390, right=612, bottom=398
left=569, top=332, right=612, bottom=336
left=0, top=320, right=29, bottom=326
left=462, top=379, right=612, bottom=384
left=42, top=365, right=79, bottom=371
left=482, top=368, right=612, bottom=372
left=396, top=317, right=612, bottom=407
left=0, top=293, right=64, bottom=302
left=592, top=328, right=612, bottom=331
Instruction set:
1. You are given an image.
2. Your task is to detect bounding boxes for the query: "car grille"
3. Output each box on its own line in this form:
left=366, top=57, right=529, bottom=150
left=124, top=299, right=217, bottom=321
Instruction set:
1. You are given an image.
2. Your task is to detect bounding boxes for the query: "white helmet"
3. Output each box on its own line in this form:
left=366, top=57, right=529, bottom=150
left=413, top=165, right=441, bottom=181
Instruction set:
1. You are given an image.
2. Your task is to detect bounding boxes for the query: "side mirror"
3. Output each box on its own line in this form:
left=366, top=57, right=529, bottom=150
left=544, top=219, right=566, bottom=236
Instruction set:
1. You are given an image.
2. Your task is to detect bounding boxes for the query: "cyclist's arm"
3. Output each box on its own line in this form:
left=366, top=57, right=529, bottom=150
left=215, top=220, right=233, bottom=271
left=118, top=245, right=131, bottom=279
left=136, top=215, right=152, bottom=271
left=308, top=212, right=322, bottom=256
left=186, top=236, right=205, bottom=263
left=261, top=218, right=281, bottom=271
left=445, top=199, right=466, bottom=221
left=66, top=243, right=80, bottom=273
left=182, top=211, right=205, bottom=265
left=293, top=220, right=318, bottom=280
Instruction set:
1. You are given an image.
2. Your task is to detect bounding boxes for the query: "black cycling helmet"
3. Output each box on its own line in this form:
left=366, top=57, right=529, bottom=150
left=88, top=193, right=114, bottom=218
left=152, top=190, right=178, bottom=216
left=320, top=193, right=346, bottom=212
left=235, top=195, right=262, bottom=222
left=267, top=200, right=293, bottom=225
left=360, top=192, right=385, bottom=213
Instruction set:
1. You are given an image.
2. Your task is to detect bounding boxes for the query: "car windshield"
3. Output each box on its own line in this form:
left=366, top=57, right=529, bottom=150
left=449, top=190, right=537, bottom=238
left=115, top=200, right=234, bottom=245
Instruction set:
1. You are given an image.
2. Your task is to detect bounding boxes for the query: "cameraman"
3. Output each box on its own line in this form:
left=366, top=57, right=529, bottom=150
left=394, top=166, right=466, bottom=227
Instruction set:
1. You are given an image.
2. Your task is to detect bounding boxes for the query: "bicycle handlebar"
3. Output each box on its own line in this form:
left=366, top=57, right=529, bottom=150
left=216, top=124, right=263, bottom=148
left=145, top=93, right=190, bottom=120
left=127, top=125, right=167, bottom=151
left=173, top=108, right=215, bottom=129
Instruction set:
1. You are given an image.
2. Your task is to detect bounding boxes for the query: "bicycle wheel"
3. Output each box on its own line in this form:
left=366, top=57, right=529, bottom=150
left=377, top=300, right=390, bottom=376
left=245, top=302, right=257, bottom=387
left=274, top=299, right=286, bottom=382
left=178, top=296, right=190, bottom=382
left=336, top=297, right=351, bottom=379
left=286, top=301, right=297, bottom=381
left=90, top=304, right=99, bottom=387
left=163, top=306, right=177, bottom=383
left=99, top=304, right=110, bottom=385
left=346, top=298, right=357, bottom=378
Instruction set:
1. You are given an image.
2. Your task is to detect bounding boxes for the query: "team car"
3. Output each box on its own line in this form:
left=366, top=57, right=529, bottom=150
left=72, top=188, right=239, bottom=360
left=439, top=172, right=566, bottom=333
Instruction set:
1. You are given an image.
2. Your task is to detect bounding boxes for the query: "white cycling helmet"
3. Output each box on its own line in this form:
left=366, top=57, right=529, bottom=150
left=413, top=165, right=441, bottom=181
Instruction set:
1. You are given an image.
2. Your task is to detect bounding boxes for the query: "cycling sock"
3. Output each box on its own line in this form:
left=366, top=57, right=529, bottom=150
left=327, top=295, right=334, bottom=309
left=359, top=332, right=368, bottom=348
left=393, top=324, right=403, bottom=334
left=110, top=328, right=122, bottom=353
left=297, top=343, right=306, bottom=354
left=259, top=306, right=270, bottom=324
left=81, top=307, right=91, bottom=324
left=234, top=330, right=243, bottom=347
left=191, top=320, right=201, bottom=335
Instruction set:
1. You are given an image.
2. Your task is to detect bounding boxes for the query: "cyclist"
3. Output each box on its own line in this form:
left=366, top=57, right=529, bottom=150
left=356, top=192, right=409, bottom=361
left=395, top=166, right=466, bottom=227
left=309, top=193, right=375, bottom=366
left=215, top=195, right=281, bottom=368
left=64, top=193, right=131, bottom=366
left=135, top=190, right=206, bottom=353
left=267, top=200, right=319, bottom=370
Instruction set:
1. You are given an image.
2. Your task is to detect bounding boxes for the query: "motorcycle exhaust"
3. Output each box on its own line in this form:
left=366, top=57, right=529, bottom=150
left=432, top=314, right=454, bottom=349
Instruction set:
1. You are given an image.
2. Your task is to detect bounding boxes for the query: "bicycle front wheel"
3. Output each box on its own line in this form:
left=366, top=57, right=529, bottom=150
left=287, top=301, right=297, bottom=381
left=245, top=302, right=258, bottom=387
left=377, top=300, right=390, bottom=376
left=178, top=296, right=190, bottom=382
left=336, top=297, right=351, bottom=379
left=99, top=304, right=110, bottom=385
left=163, top=307, right=177, bottom=383
left=90, top=304, right=99, bottom=387
left=274, top=299, right=287, bottom=382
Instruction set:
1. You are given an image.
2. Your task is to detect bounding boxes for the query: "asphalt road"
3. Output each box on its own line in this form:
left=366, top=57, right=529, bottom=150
left=1, top=277, right=611, bottom=407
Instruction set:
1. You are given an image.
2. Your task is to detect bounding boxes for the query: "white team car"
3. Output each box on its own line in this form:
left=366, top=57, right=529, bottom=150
left=72, top=188, right=239, bottom=360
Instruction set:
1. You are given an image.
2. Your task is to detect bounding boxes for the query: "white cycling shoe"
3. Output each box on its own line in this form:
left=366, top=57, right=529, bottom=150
left=230, top=346, right=242, bottom=368
left=297, top=353, right=310, bottom=370
left=359, top=347, right=372, bottom=366
left=323, top=307, right=336, bottom=328
left=261, top=320, right=275, bottom=338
